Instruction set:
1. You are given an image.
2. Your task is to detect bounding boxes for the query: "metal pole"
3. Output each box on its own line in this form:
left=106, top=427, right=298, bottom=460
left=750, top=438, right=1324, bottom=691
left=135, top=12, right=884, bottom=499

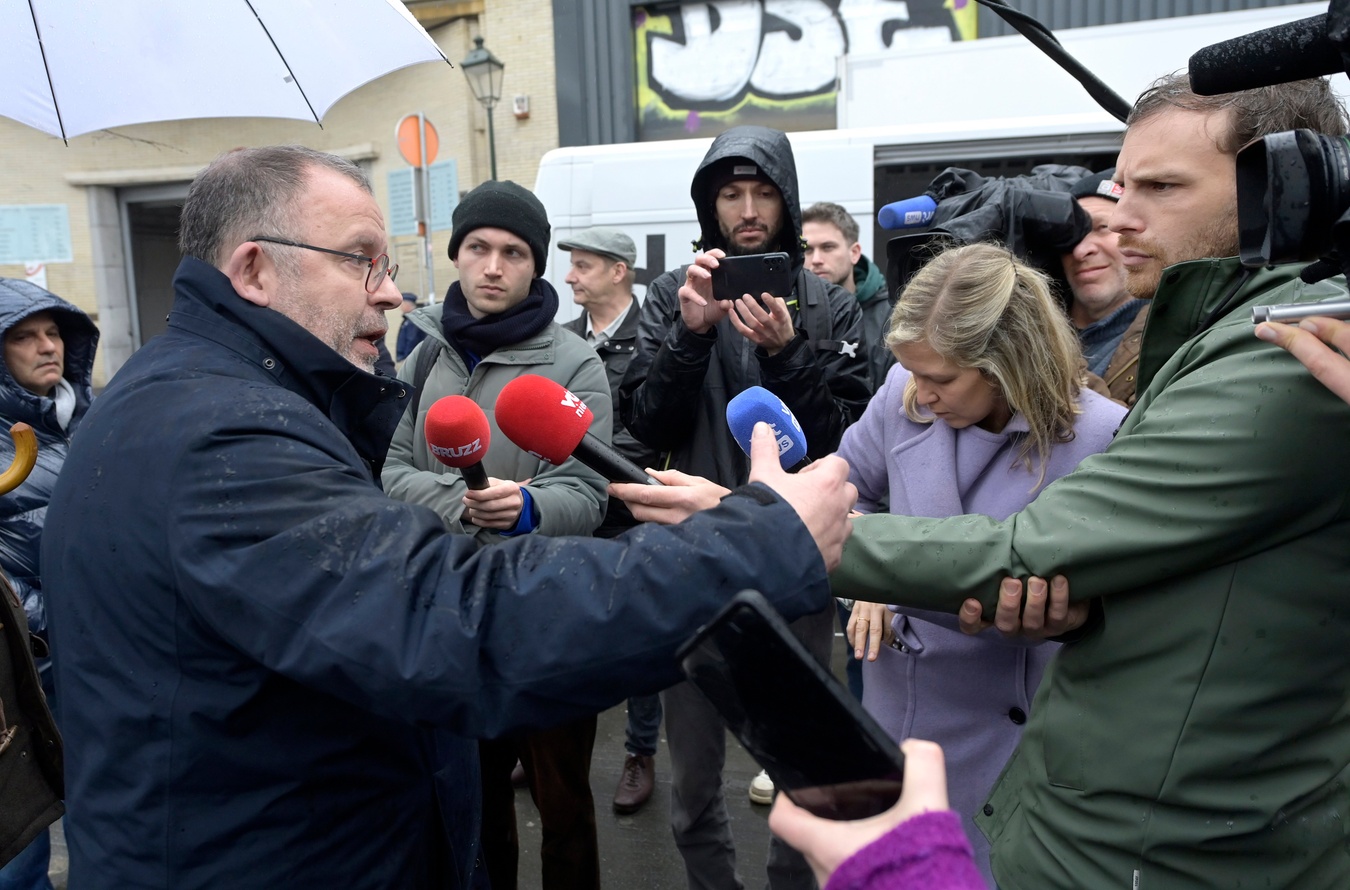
left=486, top=104, right=498, bottom=182
left=419, top=112, right=436, bottom=302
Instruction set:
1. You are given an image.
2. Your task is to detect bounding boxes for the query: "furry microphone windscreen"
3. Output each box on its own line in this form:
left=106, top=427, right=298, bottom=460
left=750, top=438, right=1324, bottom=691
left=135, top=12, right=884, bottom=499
left=495, top=375, right=594, bottom=465
left=424, top=395, right=492, bottom=468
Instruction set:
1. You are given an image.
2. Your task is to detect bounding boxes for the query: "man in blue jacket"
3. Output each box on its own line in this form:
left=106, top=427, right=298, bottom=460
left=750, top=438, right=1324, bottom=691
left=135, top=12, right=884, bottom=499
left=40, top=145, right=855, bottom=890
left=395, top=291, right=427, bottom=362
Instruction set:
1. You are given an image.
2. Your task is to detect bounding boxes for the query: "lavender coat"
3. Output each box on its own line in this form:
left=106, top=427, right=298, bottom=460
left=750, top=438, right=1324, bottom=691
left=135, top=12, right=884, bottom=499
left=835, top=364, right=1126, bottom=885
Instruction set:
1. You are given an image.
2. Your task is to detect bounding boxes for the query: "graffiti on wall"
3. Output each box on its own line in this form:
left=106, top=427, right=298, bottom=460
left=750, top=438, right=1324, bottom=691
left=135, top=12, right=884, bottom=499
left=635, top=0, right=977, bottom=141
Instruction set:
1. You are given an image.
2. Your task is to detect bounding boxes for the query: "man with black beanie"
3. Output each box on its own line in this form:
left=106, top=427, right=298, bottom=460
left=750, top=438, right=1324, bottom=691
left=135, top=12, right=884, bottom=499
left=382, top=179, right=610, bottom=890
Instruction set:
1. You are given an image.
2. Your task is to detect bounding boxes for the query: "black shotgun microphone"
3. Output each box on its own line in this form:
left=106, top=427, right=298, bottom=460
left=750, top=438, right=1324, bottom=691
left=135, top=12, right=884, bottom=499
left=1189, top=14, right=1343, bottom=96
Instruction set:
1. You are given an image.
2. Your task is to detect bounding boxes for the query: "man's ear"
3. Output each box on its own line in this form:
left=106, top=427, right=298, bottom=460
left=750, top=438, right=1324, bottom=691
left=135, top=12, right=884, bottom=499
left=223, top=241, right=276, bottom=308
left=611, top=261, right=628, bottom=286
left=848, top=241, right=862, bottom=266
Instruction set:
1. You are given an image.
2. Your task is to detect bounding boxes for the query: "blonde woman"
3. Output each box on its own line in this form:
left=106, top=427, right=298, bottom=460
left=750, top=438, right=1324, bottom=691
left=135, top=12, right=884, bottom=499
left=836, top=242, right=1125, bottom=884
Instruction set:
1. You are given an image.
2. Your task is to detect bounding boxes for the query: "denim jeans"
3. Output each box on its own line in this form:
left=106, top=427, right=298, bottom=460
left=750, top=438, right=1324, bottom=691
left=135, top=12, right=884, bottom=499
left=0, top=830, right=53, bottom=890
left=623, top=693, right=663, bottom=757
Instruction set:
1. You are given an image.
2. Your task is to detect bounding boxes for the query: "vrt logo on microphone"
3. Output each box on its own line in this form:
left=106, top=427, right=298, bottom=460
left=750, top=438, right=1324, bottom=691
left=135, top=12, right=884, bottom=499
left=560, top=389, right=588, bottom=418
left=430, top=438, right=483, bottom=459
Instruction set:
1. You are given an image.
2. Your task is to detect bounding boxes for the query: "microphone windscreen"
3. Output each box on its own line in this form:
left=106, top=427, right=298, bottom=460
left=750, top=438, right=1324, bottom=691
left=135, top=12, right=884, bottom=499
left=1188, top=14, right=1339, bottom=96
left=726, top=386, right=809, bottom=469
left=496, top=375, right=594, bottom=465
left=424, top=395, right=491, bottom=468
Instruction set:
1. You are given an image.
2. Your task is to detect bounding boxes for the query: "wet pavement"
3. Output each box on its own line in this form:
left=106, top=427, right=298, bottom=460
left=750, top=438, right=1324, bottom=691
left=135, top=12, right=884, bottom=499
left=517, top=630, right=851, bottom=889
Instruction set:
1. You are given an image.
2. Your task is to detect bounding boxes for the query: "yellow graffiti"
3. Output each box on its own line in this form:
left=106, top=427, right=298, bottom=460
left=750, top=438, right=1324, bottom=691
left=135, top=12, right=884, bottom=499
left=947, top=0, right=978, bottom=42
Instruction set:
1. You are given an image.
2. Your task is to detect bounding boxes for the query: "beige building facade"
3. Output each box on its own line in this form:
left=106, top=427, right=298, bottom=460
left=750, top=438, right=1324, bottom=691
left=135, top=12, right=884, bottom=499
left=0, top=0, right=559, bottom=387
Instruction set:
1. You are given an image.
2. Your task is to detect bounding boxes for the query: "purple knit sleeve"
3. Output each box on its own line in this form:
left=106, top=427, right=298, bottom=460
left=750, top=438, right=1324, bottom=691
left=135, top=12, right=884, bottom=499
left=824, top=811, right=988, bottom=890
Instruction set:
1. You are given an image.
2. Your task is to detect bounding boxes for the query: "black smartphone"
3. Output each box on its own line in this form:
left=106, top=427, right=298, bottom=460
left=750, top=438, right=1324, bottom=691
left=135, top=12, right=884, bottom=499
left=710, top=252, right=792, bottom=305
left=676, top=590, right=905, bottom=820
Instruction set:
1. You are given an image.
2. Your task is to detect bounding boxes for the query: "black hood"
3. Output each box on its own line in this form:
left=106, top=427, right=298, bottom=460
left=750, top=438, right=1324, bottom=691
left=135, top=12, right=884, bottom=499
left=690, top=126, right=804, bottom=268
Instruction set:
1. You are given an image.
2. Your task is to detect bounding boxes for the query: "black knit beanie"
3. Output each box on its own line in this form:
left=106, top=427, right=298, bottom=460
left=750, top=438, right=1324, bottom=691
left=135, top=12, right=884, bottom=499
left=702, top=156, right=777, bottom=207
left=446, top=180, right=551, bottom=276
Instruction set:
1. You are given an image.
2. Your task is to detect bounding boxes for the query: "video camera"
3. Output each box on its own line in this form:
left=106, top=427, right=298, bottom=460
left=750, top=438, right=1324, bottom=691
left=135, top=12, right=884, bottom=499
left=879, top=165, right=1093, bottom=301
left=1190, top=0, right=1350, bottom=321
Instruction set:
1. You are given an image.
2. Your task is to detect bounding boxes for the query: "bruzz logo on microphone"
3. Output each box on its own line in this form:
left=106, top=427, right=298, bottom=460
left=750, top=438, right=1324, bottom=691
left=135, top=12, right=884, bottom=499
left=561, top=389, right=588, bottom=418
left=773, top=404, right=802, bottom=456
left=430, top=438, right=483, bottom=459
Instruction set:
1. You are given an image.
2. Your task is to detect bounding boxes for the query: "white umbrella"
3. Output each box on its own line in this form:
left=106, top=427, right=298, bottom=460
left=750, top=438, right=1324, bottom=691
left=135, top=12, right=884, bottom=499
left=0, top=0, right=451, bottom=140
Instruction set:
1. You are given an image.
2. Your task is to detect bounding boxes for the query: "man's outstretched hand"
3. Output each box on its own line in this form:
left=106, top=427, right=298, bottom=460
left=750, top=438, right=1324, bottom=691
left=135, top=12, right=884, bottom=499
left=609, top=422, right=856, bottom=570
left=747, top=422, right=855, bottom=571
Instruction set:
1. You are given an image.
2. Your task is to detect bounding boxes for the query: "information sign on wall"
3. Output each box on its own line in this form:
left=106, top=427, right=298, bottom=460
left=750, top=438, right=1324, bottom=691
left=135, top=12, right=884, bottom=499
left=388, top=168, right=419, bottom=237
left=0, top=205, right=74, bottom=264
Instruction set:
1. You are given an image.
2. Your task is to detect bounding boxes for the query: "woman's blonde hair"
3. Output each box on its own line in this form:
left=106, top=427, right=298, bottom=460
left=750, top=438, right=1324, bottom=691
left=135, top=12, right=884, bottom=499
left=884, top=242, right=1085, bottom=487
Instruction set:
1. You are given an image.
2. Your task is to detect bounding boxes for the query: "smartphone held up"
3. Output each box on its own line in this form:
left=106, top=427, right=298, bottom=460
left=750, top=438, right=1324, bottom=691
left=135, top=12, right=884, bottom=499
left=710, top=252, right=792, bottom=306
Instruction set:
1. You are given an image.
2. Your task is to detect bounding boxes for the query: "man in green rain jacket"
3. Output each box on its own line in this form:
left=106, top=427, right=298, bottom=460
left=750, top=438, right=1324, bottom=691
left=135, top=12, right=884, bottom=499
left=832, top=73, right=1350, bottom=889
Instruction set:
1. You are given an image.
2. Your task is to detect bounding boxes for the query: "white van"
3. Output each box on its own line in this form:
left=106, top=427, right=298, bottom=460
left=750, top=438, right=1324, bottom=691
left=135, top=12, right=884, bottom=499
left=534, top=3, right=1336, bottom=322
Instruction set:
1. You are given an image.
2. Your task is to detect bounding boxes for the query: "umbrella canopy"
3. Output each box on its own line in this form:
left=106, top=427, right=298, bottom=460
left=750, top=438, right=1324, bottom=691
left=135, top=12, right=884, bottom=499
left=0, top=0, right=450, bottom=140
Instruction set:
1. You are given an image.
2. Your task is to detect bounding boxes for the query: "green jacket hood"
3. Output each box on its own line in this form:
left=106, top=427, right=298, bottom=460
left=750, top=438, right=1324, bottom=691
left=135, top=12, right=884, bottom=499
left=852, top=254, right=887, bottom=306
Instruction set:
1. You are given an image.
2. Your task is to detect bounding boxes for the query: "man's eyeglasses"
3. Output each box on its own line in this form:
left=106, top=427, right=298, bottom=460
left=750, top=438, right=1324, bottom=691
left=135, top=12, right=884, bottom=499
left=251, top=236, right=398, bottom=294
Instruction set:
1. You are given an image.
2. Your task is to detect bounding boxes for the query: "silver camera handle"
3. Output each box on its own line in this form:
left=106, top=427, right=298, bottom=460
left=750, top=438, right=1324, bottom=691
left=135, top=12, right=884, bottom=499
left=1251, top=299, right=1350, bottom=324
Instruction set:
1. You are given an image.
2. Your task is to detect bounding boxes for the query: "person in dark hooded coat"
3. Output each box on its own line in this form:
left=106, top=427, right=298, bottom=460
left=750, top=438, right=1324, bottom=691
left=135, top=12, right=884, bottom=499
left=620, top=126, right=871, bottom=890
left=0, top=278, right=98, bottom=890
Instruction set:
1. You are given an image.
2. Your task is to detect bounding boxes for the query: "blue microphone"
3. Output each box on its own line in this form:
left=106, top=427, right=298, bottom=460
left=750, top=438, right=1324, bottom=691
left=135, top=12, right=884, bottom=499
left=726, top=386, right=809, bottom=469
left=877, top=195, right=938, bottom=230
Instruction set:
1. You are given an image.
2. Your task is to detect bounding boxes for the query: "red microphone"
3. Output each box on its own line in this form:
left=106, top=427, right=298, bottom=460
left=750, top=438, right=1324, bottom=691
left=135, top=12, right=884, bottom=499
left=424, top=395, right=491, bottom=490
left=495, top=375, right=661, bottom=485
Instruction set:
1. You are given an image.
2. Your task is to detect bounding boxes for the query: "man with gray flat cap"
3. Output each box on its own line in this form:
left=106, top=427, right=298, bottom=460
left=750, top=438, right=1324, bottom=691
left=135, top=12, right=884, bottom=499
left=559, top=226, right=665, bottom=815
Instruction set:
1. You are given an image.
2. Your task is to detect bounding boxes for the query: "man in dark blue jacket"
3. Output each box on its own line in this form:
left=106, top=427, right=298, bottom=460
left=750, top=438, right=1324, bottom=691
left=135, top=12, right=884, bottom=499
left=40, top=145, right=855, bottom=890
left=395, top=291, right=427, bottom=362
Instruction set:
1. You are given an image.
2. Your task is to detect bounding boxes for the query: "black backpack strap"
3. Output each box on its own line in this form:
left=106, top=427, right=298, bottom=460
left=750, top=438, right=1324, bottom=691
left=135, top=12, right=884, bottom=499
left=795, top=270, right=859, bottom=358
left=408, top=338, right=445, bottom=418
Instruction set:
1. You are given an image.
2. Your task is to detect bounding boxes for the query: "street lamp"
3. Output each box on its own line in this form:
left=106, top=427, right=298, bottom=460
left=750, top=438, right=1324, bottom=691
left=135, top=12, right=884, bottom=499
left=461, top=36, right=505, bottom=181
